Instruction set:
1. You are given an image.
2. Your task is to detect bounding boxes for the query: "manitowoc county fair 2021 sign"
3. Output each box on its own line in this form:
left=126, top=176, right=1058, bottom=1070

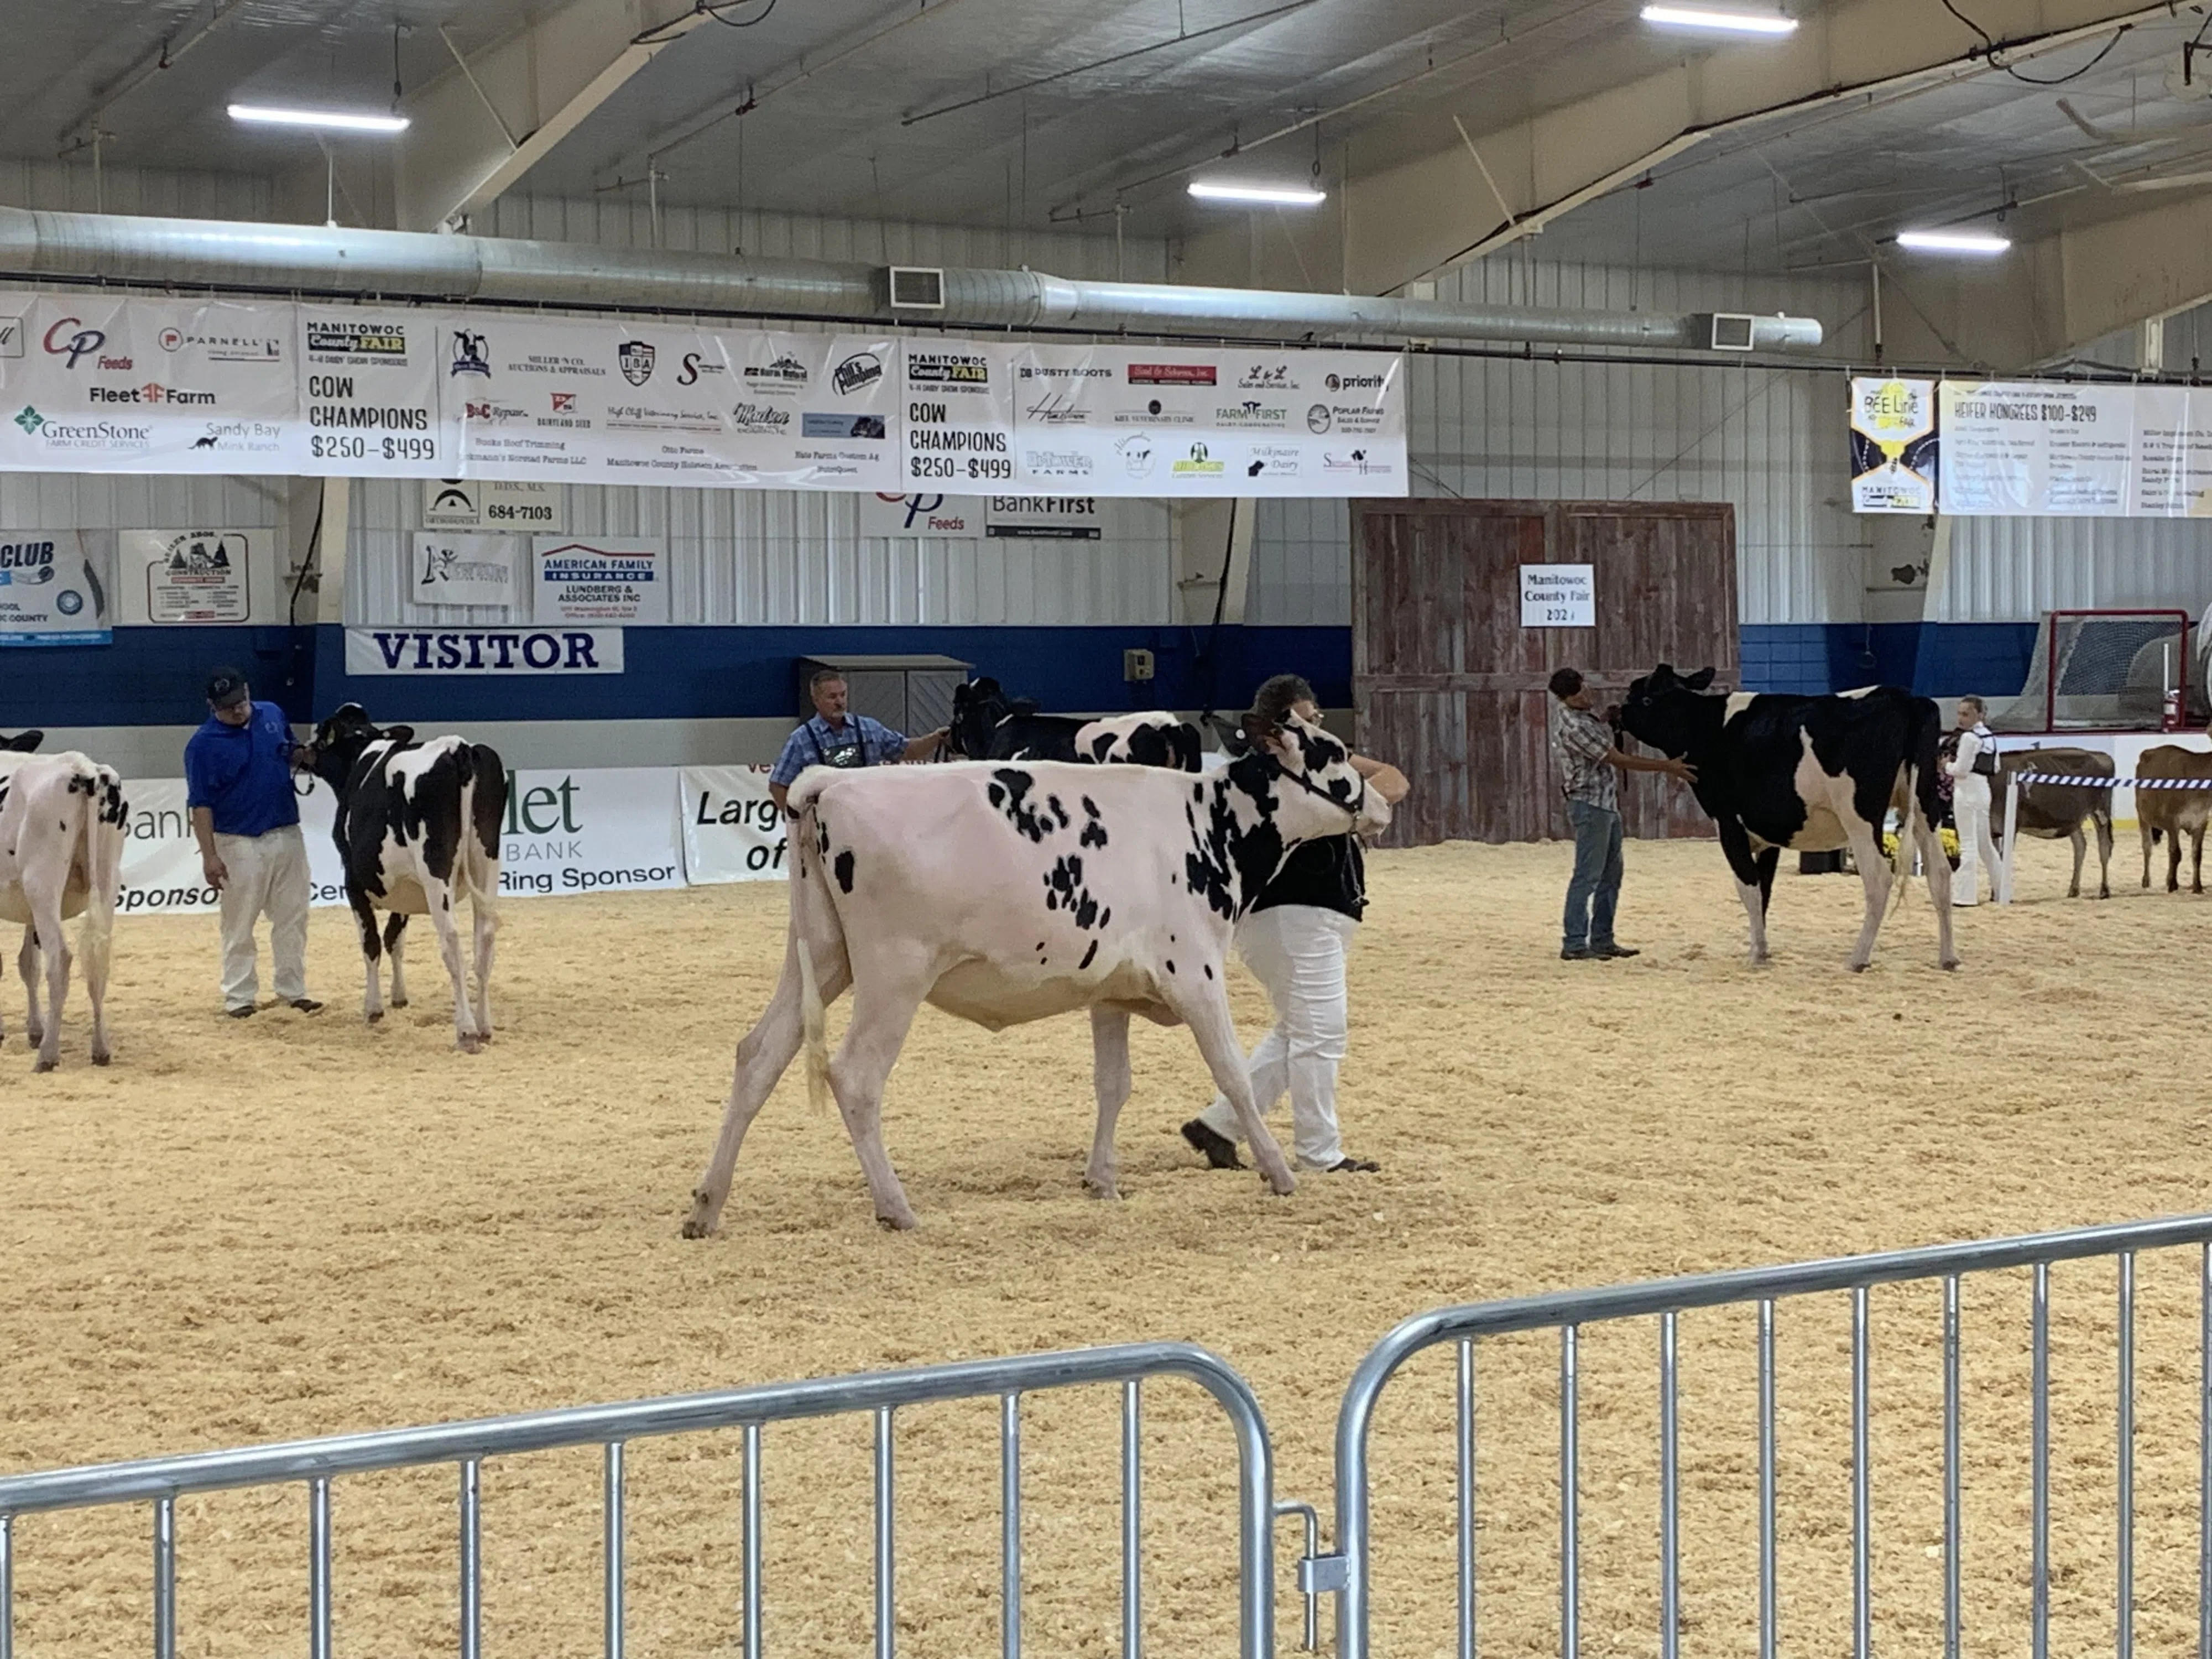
left=0, top=296, right=1407, bottom=499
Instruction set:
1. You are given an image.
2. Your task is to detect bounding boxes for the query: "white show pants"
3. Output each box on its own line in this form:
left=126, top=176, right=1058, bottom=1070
left=1952, top=775, right=2001, bottom=905
left=216, top=824, right=311, bottom=1010
left=1196, top=904, right=1360, bottom=1170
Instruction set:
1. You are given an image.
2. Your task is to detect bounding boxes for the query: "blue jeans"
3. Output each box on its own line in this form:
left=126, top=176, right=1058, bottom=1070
left=1563, top=800, right=1624, bottom=950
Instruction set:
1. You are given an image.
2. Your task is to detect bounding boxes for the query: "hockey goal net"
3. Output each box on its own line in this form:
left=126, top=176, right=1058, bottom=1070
left=1989, top=608, right=2198, bottom=732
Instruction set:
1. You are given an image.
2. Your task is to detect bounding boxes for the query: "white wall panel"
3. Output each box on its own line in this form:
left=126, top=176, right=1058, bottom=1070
left=1931, top=516, right=2212, bottom=622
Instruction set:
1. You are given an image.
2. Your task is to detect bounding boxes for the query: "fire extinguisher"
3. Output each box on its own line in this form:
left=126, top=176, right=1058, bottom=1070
left=2164, top=686, right=2183, bottom=731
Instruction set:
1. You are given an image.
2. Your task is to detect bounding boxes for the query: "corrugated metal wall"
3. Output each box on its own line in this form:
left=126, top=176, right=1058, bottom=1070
left=1931, top=517, right=2212, bottom=622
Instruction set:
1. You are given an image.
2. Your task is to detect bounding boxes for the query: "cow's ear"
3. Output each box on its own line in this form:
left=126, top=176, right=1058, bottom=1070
left=382, top=724, right=417, bottom=748
left=1240, top=710, right=1281, bottom=747
left=1684, top=666, right=1717, bottom=691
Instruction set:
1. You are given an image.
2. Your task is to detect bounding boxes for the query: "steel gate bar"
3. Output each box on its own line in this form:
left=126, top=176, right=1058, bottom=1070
left=1757, top=1298, right=1776, bottom=1659
left=1658, top=1313, right=1678, bottom=1659
left=1560, top=1326, right=1579, bottom=1659
left=1001, top=1392, right=1021, bottom=1659
left=2120, top=1253, right=2136, bottom=1659
left=1457, top=1338, right=1475, bottom=1659
left=1853, top=1286, right=1870, bottom=1659
left=742, top=1421, right=763, bottom=1659
left=460, top=1458, right=482, bottom=1659
left=1943, top=1275, right=1961, bottom=1659
left=604, top=1441, right=625, bottom=1659
left=1121, top=1381, right=1141, bottom=1659
left=309, top=1476, right=332, bottom=1659
left=2033, top=1261, right=2051, bottom=1659
left=877, top=1407, right=896, bottom=1659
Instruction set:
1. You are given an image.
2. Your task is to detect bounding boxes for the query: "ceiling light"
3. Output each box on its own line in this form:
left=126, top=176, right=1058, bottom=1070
left=1187, top=181, right=1328, bottom=206
left=1895, top=229, right=2011, bottom=255
left=1640, top=5, right=1798, bottom=33
left=228, top=104, right=410, bottom=134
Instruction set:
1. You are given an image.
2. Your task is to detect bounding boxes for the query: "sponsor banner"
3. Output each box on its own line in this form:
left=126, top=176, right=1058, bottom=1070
left=534, top=537, right=668, bottom=624
left=500, top=766, right=686, bottom=899
left=293, top=311, right=455, bottom=476
left=986, top=495, right=1102, bottom=539
left=1850, top=377, right=1938, bottom=514
left=1937, top=379, right=2198, bottom=517
left=123, top=528, right=255, bottom=623
left=0, top=294, right=291, bottom=473
left=1520, top=563, right=1595, bottom=628
left=413, top=531, right=521, bottom=609
left=422, top=477, right=566, bottom=531
left=453, top=318, right=898, bottom=489
left=679, top=765, right=790, bottom=883
left=912, top=341, right=1406, bottom=497
left=859, top=491, right=982, bottom=536
left=0, top=530, right=112, bottom=646
left=345, top=627, right=623, bottom=674
left=117, top=777, right=344, bottom=917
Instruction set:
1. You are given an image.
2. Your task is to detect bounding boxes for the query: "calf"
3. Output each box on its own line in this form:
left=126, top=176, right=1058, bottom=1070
left=2136, top=744, right=2212, bottom=893
left=298, top=705, right=505, bottom=1050
left=0, top=744, right=125, bottom=1070
left=1620, top=665, right=1955, bottom=971
left=684, top=709, right=1389, bottom=1234
left=947, top=677, right=1201, bottom=769
left=1991, top=748, right=2114, bottom=899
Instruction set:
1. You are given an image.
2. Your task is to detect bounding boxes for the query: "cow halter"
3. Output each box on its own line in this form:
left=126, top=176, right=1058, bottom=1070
left=1262, top=749, right=1368, bottom=825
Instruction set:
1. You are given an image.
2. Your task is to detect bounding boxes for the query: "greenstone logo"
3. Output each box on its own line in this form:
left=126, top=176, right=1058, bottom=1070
left=13, top=406, right=43, bottom=434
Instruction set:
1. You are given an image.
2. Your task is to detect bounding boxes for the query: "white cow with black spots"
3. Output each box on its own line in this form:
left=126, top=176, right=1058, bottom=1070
left=684, top=709, right=1390, bottom=1234
left=0, top=732, right=126, bottom=1071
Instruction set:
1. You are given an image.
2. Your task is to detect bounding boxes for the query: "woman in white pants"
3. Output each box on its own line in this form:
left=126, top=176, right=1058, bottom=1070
left=1181, top=676, right=1409, bottom=1175
left=1946, top=695, right=2003, bottom=906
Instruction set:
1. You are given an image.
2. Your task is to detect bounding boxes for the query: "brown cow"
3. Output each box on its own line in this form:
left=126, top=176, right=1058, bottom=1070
left=2136, top=745, right=2212, bottom=894
left=1992, top=748, right=2114, bottom=899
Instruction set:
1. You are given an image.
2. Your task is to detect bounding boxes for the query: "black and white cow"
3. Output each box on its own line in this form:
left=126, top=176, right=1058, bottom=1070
left=0, top=736, right=125, bottom=1070
left=684, top=709, right=1389, bottom=1234
left=1619, top=664, right=1956, bottom=971
left=298, top=705, right=505, bottom=1050
left=946, top=677, right=1202, bottom=770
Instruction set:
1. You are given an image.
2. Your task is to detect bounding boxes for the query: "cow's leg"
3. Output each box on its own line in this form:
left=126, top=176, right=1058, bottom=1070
left=2064, top=827, right=2085, bottom=898
left=1085, top=1007, right=1133, bottom=1199
left=420, top=879, right=483, bottom=1051
left=347, top=889, right=386, bottom=1023
left=1913, top=812, right=1959, bottom=970
left=2095, top=812, right=2113, bottom=899
left=2169, top=832, right=2184, bottom=894
left=685, top=932, right=852, bottom=1239
left=383, top=914, right=409, bottom=1009
left=15, top=925, right=38, bottom=1047
left=2143, top=822, right=2157, bottom=890
left=1840, top=817, right=1892, bottom=972
left=2195, top=826, right=2206, bottom=896
left=1175, top=988, right=1297, bottom=1197
left=1717, top=823, right=1770, bottom=964
left=824, top=959, right=928, bottom=1231
left=25, top=894, right=67, bottom=1073
left=468, top=902, right=496, bottom=1042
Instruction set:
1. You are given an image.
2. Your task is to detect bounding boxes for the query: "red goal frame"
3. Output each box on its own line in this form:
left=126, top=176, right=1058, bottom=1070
left=2037, top=608, right=2191, bottom=733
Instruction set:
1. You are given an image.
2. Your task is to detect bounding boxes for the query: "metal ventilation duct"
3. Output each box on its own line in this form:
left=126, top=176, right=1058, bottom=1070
left=0, top=206, right=1824, bottom=351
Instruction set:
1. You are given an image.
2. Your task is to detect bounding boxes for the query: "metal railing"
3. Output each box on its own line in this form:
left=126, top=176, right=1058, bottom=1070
left=1327, top=1212, right=2212, bottom=1659
left=0, top=1341, right=1275, bottom=1659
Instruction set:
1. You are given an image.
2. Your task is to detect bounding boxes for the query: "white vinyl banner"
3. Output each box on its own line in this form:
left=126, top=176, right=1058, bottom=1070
left=1934, top=379, right=2212, bottom=517
left=293, top=310, right=455, bottom=476
left=0, top=294, right=291, bottom=473
left=453, top=318, right=899, bottom=489
left=499, top=766, right=686, bottom=898
left=116, top=777, right=343, bottom=917
left=858, top=491, right=983, bottom=536
left=344, top=627, right=624, bottom=674
left=123, top=528, right=258, bottom=623
left=907, top=341, right=1407, bottom=497
left=0, top=530, right=112, bottom=646
left=985, top=494, right=1103, bottom=539
left=411, top=531, right=521, bottom=609
left=421, top=477, right=566, bottom=531
left=679, top=766, right=790, bottom=883
left=534, top=537, right=669, bottom=624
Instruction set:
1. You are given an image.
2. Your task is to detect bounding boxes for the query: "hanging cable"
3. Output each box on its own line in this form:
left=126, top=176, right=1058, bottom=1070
left=1936, top=0, right=2132, bottom=85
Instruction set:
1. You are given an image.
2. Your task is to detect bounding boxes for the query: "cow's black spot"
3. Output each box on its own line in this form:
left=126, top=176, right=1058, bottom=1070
left=1165, top=959, right=1176, bottom=974
left=833, top=849, right=855, bottom=894
left=1036, top=941, right=1046, bottom=952
left=1203, top=963, right=1214, bottom=979
left=990, top=769, right=1053, bottom=842
left=1047, top=794, right=1070, bottom=828
left=1183, top=760, right=1288, bottom=921
left=988, top=782, right=1006, bottom=808
left=1081, top=817, right=1108, bottom=849
left=1042, top=853, right=1104, bottom=930
left=1079, top=940, right=1098, bottom=970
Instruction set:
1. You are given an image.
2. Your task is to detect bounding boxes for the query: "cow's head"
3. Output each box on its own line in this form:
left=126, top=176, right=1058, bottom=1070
left=947, top=676, right=1009, bottom=759
left=298, top=703, right=416, bottom=787
left=0, top=730, right=44, bottom=753
left=1237, top=708, right=1391, bottom=840
left=1619, top=664, right=1720, bottom=757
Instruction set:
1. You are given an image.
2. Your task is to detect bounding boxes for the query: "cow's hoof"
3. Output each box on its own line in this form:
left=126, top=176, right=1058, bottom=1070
left=457, top=1033, right=483, bottom=1055
left=91, top=1051, right=110, bottom=1067
left=681, top=1215, right=716, bottom=1240
left=1940, top=958, right=1961, bottom=972
left=1849, top=962, right=1871, bottom=974
left=366, top=1009, right=384, bottom=1024
left=876, top=1210, right=919, bottom=1232
left=1262, top=1170, right=1297, bottom=1197
left=391, top=997, right=409, bottom=1009
left=476, top=1029, right=493, bottom=1046
left=32, top=1057, right=55, bottom=1074
left=1083, top=1178, right=1120, bottom=1201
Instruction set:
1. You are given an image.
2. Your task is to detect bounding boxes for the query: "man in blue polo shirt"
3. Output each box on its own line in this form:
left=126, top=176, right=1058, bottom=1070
left=767, top=668, right=947, bottom=815
left=184, top=667, right=321, bottom=1019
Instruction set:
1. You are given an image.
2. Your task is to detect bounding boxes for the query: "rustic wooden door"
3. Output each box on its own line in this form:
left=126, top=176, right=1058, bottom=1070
left=1352, top=499, right=1737, bottom=845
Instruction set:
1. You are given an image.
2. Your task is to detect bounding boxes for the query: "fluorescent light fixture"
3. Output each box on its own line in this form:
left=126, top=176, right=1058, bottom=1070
left=228, top=104, right=410, bottom=134
left=1895, top=228, right=2011, bottom=254
left=1640, top=4, right=1798, bottom=32
left=1187, top=180, right=1328, bottom=206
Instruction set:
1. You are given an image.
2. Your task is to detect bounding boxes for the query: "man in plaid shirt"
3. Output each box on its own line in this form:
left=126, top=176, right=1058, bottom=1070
left=1548, top=667, right=1697, bottom=960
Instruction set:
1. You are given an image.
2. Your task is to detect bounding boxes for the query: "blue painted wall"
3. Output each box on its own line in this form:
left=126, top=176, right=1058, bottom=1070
left=1737, top=622, right=2040, bottom=700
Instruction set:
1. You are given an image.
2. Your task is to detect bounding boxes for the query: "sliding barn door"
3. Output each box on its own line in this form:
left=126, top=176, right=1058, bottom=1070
left=1352, top=499, right=1737, bottom=845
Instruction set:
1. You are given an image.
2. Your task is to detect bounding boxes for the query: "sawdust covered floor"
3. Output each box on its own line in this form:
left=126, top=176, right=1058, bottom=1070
left=6, top=834, right=2208, bottom=1659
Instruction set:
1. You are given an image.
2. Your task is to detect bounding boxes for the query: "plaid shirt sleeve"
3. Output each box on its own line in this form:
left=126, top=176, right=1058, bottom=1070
left=864, top=717, right=908, bottom=763
left=768, top=723, right=816, bottom=787
left=1553, top=710, right=1612, bottom=765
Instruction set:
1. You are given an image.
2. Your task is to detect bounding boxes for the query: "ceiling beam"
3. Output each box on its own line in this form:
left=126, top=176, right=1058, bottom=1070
left=1335, top=0, right=2173, bottom=297
left=392, top=1, right=708, bottom=233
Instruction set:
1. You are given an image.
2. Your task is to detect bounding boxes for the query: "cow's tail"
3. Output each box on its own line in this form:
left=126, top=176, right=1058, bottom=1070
left=78, top=765, right=124, bottom=994
left=789, top=799, right=834, bottom=1115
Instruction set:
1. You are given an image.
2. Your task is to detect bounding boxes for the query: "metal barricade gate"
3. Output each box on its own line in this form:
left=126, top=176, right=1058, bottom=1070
left=0, top=1342, right=1275, bottom=1659
left=12, top=1214, right=2212, bottom=1659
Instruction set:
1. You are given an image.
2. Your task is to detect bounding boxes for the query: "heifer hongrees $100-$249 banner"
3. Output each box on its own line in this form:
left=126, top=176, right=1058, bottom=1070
left=0, top=295, right=1408, bottom=498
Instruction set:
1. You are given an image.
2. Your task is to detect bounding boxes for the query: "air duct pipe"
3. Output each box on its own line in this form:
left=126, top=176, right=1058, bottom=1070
left=0, top=206, right=1824, bottom=351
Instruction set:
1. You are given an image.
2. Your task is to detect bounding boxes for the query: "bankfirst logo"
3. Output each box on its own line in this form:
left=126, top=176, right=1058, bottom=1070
left=501, top=771, right=681, bottom=896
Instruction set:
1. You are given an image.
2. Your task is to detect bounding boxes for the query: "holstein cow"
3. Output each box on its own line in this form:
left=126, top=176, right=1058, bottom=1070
left=684, top=709, right=1389, bottom=1234
left=1619, top=665, right=1956, bottom=971
left=298, top=705, right=505, bottom=1050
left=0, top=738, right=126, bottom=1070
left=1990, top=748, right=2115, bottom=899
left=946, top=677, right=1202, bottom=769
left=2136, top=744, right=2212, bottom=893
